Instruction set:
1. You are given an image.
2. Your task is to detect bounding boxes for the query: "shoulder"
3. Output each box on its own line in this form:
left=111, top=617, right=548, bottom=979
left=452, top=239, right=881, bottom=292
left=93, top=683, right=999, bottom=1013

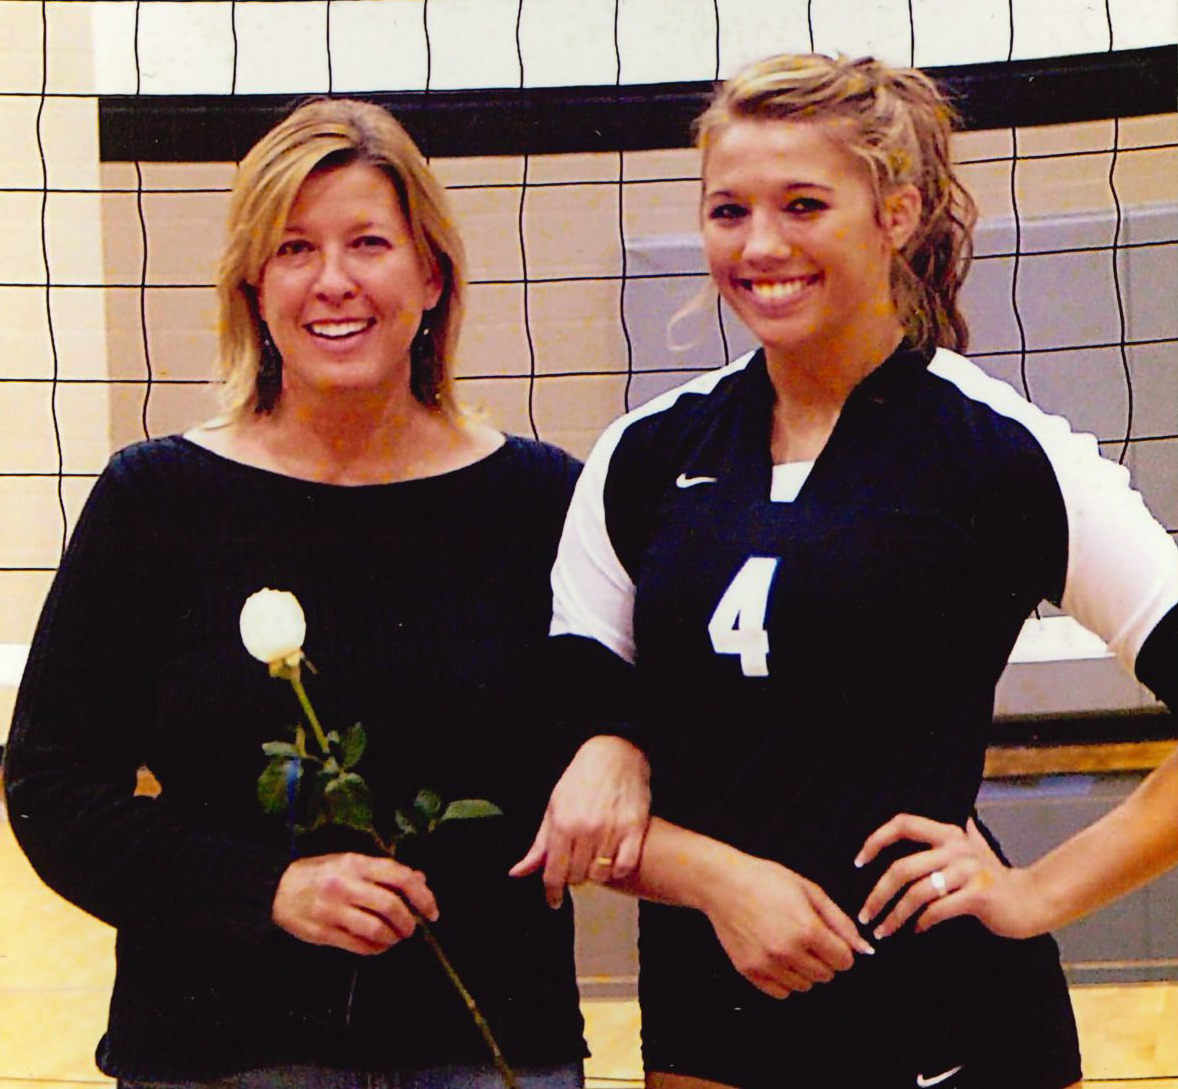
left=52, top=437, right=215, bottom=570
left=88, top=435, right=272, bottom=540
left=921, top=347, right=1119, bottom=531
left=610, top=351, right=756, bottom=441
left=96, top=435, right=212, bottom=500
left=107, top=433, right=201, bottom=471
left=925, top=347, right=1122, bottom=488
left=587, top=351, right=760, bottom=479
left=924, top=348, right=1048, bottom=434
left=495, top=435, right=582, bottom=497
left=499, top=434, right=581, bottom=473
left=926, top=349, right=1084, bottom=449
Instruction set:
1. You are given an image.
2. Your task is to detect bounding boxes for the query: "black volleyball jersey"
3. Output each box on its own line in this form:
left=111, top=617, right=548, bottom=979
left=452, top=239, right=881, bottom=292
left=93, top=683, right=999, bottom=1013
left=550, top=344, right=1177, bottom=896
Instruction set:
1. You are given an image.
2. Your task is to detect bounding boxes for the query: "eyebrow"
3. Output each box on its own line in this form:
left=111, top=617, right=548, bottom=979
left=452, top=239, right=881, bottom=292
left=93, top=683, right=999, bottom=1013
left=704, top=182, right=836, bottom=198
left=279, top=218, right=387, bottom=236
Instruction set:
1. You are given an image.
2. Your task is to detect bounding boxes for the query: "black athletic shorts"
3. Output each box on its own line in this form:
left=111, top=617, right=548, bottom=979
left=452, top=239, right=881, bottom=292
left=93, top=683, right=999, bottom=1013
left=638, top=905, right=1081, bottom=1089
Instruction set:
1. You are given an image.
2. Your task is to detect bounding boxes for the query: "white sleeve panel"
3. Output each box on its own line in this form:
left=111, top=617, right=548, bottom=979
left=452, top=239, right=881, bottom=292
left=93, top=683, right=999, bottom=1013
left=550, top=353, right=757, bottom=664
left=549, top=412, right=639, bottom=663
left=930, top=348, right=1178, bottom=673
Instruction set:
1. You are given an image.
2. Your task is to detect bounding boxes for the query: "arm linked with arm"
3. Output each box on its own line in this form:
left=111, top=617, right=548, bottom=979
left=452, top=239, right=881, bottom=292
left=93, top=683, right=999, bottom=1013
left=513, top=422, right=654, bottom=900
left=606, top=817, right=872, bottom=998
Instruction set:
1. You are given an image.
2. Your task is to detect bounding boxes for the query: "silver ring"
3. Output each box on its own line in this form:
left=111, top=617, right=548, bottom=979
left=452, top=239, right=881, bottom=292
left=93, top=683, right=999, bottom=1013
left=929, top=870, right=948, bottom=897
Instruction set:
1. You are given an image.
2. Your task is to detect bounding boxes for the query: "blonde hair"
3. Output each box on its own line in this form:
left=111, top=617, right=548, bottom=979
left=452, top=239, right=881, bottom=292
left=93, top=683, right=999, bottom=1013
left=696, top=53, right=977, bottom=354
left=216, top=97, right=466, bottom=418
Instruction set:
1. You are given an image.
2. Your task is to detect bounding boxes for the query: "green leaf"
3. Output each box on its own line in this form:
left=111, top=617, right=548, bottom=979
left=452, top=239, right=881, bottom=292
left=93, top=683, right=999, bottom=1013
left=257, top=756, right=301, bottom=816
left=340, top=723, right=367, bottom=769
left=413, top=788, right=444, bottom=824
left=439, top=798, right=504, bottom=823
left=324, top=771, right=374, bottom=832
left=394, top=808, right=419, bottom=839
left=303, top=770, right=332, bottom=831
left=262, top=741, right=300, bottom=758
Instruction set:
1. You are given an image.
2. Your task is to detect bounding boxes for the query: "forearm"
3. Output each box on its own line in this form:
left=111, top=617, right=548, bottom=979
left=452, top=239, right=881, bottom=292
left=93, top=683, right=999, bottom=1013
left=5, top=740, right=288, bottom=943
left=6, top=634, right=288, bottom=944
left=1023, top=748, right=1178, bottom=932
left=607, top=815, right=746, bottom=913
left=608, top=816, right=870, bottom=996
left=7, top=635, right=287, bottom=945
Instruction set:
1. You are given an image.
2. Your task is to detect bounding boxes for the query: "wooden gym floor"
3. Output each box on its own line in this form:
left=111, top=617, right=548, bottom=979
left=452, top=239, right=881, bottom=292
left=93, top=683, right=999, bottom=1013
left=2, top=811, right=1174, bottom=1089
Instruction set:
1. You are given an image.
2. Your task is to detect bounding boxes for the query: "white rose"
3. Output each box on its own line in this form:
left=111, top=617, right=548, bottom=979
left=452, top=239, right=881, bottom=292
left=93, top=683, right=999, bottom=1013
left=240, top=588, right=306, bottom=666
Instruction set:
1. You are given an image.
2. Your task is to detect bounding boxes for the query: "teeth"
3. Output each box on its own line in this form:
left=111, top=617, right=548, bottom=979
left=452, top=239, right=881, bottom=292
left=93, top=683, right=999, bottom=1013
left=308, top=320, right=369, bottom=338
left=748, top=279, right=808, bottom=301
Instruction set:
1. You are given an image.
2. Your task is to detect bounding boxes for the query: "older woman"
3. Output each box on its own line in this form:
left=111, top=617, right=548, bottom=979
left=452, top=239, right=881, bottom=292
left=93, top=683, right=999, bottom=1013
left=545, top=53, right=1177, bottom=1089
left=4, top=98, right=647, bottom=1089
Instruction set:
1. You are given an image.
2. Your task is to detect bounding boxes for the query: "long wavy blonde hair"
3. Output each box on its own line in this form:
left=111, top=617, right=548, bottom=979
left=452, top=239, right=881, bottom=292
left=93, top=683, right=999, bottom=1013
left=695, top=53, right=977, bottom=354
left=216, top=98, right=466, bottom=419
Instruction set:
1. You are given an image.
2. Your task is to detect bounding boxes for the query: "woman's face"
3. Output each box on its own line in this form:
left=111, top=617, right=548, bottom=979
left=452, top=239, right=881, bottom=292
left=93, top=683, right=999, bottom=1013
left=701, top=118, right=918, bottom=368
left=256, top=161, right=442, bottom=404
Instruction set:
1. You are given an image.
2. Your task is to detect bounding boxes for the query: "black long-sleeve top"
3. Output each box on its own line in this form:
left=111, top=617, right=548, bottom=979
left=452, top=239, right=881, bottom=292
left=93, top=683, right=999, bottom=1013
left=4, top=434, right=587, bottom=1080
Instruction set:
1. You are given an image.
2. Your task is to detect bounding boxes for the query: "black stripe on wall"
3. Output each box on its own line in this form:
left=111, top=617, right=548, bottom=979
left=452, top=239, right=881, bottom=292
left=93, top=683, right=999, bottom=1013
left=99, top=45, right=1176, bottom=162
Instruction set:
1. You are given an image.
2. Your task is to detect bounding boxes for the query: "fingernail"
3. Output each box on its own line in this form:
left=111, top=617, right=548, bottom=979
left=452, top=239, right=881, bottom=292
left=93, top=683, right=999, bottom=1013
left=857, top=911, right=869, bottom=925
left=860, top=943, right=875, bottom=956
left=873, top=927, right=886, bottom=940
left=853, top=856, right=864, bottom=869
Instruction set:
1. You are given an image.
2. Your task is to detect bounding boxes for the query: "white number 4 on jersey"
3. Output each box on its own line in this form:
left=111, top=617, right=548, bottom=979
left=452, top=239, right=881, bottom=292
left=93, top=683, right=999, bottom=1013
left=707, top=557, right=780, bottom=677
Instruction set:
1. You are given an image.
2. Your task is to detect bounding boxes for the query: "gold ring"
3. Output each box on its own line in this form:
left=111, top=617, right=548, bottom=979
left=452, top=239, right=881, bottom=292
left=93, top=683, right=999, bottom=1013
left=593, top=856, right=615, bottom=867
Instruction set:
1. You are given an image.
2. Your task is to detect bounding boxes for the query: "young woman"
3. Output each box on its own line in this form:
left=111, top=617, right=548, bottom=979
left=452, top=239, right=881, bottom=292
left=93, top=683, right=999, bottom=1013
left=543, top=53, right=1176, bottom=1088
left=4, top=98, right=648, bottom=1089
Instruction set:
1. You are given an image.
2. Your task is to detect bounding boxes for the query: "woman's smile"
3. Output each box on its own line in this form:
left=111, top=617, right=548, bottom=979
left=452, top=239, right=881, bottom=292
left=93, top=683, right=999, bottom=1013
left=739, top=273, right=821, bottom=305
left=304, top=317, right=376, bottom=341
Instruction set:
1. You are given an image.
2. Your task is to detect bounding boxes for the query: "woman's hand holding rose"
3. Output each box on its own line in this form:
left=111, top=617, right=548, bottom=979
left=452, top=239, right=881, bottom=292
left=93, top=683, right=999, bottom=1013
left=273, top=852, right=439, bottom=956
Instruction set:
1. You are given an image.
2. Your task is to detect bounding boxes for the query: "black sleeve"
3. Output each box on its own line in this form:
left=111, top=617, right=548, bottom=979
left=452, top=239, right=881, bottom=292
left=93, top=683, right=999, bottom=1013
left=1135, top=603, right=1178, bottom=711
left=544, top=632, right=642, bottom=758
left=2, top=459, right=288, bottom=946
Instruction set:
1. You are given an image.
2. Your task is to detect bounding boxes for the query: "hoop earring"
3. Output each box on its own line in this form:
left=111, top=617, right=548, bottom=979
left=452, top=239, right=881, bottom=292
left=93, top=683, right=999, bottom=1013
left=410, top=317, right=441, bottom=407
left=255, top=321, right=283, bottom=414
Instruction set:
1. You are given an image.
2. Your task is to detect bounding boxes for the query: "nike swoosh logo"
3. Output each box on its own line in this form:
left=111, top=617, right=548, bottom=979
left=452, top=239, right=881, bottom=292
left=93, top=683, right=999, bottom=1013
left=916, top=1064, right=964, bottom=1087
left=676, top=473, right=718, bottom=488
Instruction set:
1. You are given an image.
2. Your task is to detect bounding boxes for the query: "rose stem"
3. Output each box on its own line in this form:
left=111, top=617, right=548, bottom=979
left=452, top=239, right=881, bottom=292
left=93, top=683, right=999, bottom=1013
left=288, top=672, right=331, bottom=756
left=414, top=915, right=520, bottom=1089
